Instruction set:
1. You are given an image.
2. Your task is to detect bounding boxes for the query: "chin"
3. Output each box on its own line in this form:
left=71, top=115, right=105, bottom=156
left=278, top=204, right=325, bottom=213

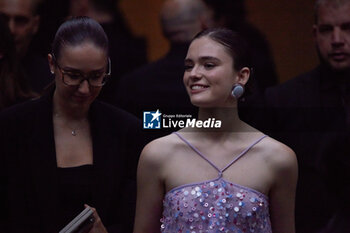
left=190, top=99, right=220, bottom=108
left=321, top=57, right=350, bottom=73
left=330, top=64, right=350, bottom=73
left=73, top=95, right=95, bottom=103
left=190, top=96, right=234, bottom=108
left=190, top=97, right=208, bottom=107
left=71, top=99, right=93, bottom=108
left=191, top=101, right=209, bottom=108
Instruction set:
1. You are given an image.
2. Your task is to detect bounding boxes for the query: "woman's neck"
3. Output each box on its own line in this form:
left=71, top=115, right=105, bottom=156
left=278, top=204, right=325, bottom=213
left=180, top=106, right=258, bottom=144
left=195, top=106, right=254, bottom=134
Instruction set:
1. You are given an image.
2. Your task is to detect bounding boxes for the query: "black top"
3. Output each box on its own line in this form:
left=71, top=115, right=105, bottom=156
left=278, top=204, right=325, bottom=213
left=57, top=165, right=94, bottom=230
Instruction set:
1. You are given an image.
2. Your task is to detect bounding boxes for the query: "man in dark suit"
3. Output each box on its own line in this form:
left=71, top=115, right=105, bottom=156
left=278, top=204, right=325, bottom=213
left=113, top=0, right=212, bottom=137
left=242, top=0, right=350, bottom=232
left=0, top=0, right=51, bottom=93
left=201, top=0, right=278, bottom=93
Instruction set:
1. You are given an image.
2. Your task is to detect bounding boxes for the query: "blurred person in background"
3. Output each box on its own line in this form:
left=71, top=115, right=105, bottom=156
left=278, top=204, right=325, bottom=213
left=0, top=0, right=51, bottom=93
left=202, top=0, right=278, bottom=93
left=68, top=0, right=147, bottom=104
left=243, top=0, right=350, bottom=232
left=114, top=0, right=211, bottom=138
left=0, top=18, right=37, bottom=111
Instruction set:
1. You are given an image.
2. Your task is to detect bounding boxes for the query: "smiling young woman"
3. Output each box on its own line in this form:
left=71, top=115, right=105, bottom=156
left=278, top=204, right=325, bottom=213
left=133, top=28, right=298, bottom=233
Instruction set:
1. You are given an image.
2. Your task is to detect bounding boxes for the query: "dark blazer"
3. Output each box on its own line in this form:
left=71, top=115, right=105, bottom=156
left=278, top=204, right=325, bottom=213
left=242, top=66, right=349, bottom=233
left=0, top=91, right=145, bottom=233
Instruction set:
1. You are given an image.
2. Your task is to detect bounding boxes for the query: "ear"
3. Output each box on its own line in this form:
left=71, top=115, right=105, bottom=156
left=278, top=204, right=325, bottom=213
left=47, top=54, right=55, bottom=74
left=32, top=15, right=40, bottom=35
left=236, top=67, right=250, bottom=86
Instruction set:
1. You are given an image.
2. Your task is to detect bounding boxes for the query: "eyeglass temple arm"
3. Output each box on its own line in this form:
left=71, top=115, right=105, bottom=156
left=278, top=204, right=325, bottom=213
left=107, top=58, right=111, bottom=75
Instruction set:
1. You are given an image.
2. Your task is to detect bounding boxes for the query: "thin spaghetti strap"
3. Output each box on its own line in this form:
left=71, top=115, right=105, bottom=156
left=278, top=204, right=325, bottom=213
left=221, top=135, right=268, bottom=173
left=173, top=132, right=221, bottom=173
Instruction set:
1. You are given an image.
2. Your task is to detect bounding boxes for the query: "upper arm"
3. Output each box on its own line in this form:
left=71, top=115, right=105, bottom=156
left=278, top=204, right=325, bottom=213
left=133, top=141, right=166, bottom=233
left=269, top=145, right=298, bottom=233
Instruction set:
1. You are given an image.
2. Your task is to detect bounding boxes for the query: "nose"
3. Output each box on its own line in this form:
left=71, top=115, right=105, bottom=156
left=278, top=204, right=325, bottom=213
left=332, top=27, right=344, bottom=46
left=189, top=66, right=203, bottom=80
left=77, top=79, right=90, bottom=94
left=7, top=18, right=16, bottom=35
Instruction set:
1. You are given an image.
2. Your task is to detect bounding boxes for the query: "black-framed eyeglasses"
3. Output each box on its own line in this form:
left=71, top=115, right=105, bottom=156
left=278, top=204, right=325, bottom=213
left=52, top=54, right=111, bottom=87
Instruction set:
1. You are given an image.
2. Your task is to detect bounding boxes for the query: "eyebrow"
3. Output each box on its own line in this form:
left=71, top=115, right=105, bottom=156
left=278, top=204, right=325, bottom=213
left=184, top=56, right=221, bottom=63
left=318, top=21, right=350, bottom=27
left=61, top=67, right=105, bottom=73
left=341, top=22, right=350, bottom=27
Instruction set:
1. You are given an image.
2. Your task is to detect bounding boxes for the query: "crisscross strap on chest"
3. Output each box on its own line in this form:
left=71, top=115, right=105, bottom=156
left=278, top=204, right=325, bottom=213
left=173, top=132, right=267, bottom=176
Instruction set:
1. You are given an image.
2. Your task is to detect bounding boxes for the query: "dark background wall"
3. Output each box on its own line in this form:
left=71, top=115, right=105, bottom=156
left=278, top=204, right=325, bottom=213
left=118, top=0, right=318, bottom=83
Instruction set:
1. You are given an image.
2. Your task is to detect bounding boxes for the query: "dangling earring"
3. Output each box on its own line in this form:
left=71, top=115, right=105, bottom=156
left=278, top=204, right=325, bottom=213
left=231, top=84, right=244, bottom=99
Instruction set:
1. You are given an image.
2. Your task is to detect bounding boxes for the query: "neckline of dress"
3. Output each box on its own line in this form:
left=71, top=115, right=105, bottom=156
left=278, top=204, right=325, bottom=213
left=164, top=176, right=269, bottom=201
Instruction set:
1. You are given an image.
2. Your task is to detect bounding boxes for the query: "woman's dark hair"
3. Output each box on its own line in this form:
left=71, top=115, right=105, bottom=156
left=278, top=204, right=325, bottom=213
left=192, top=28, right=254, bottom=97
left=52, top=16, right=109, bottom=60
left=0, top=19, right=37, bottom=111
left=193, top=28, right=252, bottom=71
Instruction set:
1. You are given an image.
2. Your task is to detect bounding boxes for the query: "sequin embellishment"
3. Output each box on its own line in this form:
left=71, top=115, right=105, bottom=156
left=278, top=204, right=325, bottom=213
left=161, top=178, right=271, bottom=233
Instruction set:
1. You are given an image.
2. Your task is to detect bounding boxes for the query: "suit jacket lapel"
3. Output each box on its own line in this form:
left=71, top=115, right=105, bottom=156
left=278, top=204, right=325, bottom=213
left=25, top=94, right=60, bottom=231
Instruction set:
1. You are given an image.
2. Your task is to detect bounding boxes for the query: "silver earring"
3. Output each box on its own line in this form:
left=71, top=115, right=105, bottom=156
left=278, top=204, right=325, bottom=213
left=231, top=84, right=244, bottom=99
left=50, top=70, right=54, bottom=74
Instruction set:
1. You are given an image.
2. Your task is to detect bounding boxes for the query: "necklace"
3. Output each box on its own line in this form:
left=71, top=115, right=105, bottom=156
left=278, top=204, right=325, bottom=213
left=53, top=113, right=87, bottom=136
left=71, top=129, right=77, bottom=136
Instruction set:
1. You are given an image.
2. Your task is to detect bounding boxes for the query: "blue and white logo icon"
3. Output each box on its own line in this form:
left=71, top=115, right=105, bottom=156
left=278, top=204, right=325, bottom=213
left=143, top=110, right=162, bottom=129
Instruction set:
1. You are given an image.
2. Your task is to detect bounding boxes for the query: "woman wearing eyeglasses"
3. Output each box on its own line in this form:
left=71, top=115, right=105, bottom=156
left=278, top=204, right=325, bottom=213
left=0, top=17, right=144, bottom=233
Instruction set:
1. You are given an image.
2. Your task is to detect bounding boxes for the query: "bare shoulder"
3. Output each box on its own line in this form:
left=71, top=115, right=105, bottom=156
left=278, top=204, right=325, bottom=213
left=139, top=133, right=182, bottom=168
left=258, top=136, right=298, bottom=175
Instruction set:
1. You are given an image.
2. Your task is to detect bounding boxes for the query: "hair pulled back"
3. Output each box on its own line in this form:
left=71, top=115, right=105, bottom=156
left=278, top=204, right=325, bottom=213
left=192, top=28, right=252, bottom=71
left=52, top=16, right=108, bottom=60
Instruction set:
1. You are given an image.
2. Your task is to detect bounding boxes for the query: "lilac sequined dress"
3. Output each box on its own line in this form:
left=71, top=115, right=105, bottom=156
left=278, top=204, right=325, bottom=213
left=160, top=133, right=271, bottom=233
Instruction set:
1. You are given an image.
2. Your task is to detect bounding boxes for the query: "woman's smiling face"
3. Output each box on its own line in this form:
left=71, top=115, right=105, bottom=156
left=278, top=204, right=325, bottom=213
left=183, top=36, right=241, bottom=108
